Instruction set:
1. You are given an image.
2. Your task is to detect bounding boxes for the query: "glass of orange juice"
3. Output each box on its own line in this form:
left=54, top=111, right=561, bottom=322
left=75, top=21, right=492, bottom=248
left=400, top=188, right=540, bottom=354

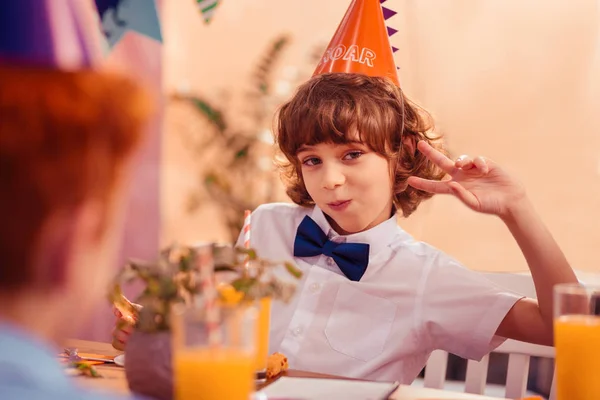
left=254, top=297, right=271, bottom=374
left=554, top=283, right=600, bottom=400
left=172, top=302, right=257, bottom=400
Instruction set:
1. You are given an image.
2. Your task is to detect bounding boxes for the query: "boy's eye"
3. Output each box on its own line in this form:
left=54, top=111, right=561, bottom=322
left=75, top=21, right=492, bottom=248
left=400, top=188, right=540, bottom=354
left=302, top=157, right=321, bottom=166
left=343, top=151, right=363, bottom=160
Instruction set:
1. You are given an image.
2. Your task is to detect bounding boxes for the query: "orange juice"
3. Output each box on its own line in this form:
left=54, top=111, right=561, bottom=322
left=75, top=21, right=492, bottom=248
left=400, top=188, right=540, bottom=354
left=174, top=347, right=254, bottom=400
left=254, top=297, right=271, bottom=371
left=554, top=315, right=600, bottom=400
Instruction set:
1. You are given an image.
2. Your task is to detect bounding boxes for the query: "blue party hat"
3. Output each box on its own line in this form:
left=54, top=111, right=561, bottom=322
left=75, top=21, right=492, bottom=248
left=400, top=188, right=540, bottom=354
left=0, top=0, right=102, bottom=69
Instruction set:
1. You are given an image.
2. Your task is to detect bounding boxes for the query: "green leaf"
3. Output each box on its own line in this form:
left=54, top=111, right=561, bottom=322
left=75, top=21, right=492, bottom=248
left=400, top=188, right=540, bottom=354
left=273, top=37, right=287, bottom=50
left=205, top=174, right=217, bottom=185
left=179, top=254, right=193, bottom=272
left=235, top=247, right=257, bottom=260
left=234, top=146, right=249, bottom=159
left=189, top=97, right=227, bottom=132
left=251, top=35, right=291, bottom=97
left=284, top=262, right=303, bottom=279
left=73, top=362, right=102, bottom=378
left=159, top=279, right=179, bottom=300
left=231, top=277, right=257, bottom=294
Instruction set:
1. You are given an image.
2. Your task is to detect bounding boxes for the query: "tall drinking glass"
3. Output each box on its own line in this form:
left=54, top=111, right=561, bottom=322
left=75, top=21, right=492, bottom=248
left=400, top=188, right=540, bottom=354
left=254, top=297, right=271, bottom=374
left=172, top=302, right=257, bottom=400
left=554, top=283, right=600, bottom=400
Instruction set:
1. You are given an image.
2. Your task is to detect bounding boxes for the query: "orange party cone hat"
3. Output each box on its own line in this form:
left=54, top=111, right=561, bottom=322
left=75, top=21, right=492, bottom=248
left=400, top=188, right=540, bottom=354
left=313, top=0, right=399, bottom=86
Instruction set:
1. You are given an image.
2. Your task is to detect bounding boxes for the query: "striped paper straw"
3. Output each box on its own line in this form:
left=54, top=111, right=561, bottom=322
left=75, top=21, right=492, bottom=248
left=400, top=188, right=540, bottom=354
left=243, top=210, right=251, bottom=270
left=196, top=244, right=221, bottom=346
left=196, top=0, right=220, bottom=23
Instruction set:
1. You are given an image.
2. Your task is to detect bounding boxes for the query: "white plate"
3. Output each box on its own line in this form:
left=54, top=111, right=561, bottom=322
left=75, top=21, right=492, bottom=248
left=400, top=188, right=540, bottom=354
left=114, top=354, right=125, bottom=367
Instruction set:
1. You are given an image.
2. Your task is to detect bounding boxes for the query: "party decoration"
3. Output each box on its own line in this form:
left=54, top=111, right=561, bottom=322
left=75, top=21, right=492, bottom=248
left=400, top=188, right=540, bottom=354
left=196, top=0, right=220, bottom=23
left=313, top=0, right=400, bottom=85
left=95, top=0, right=163, bottom=48
left=0, top=0, right=102, bottom=69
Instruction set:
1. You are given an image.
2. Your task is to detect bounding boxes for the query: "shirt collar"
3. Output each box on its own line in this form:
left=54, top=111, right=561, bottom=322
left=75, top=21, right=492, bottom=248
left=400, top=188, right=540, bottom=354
left=0, top=321, right=71, bottom=391
left=309, top=205, right=399, bottom=257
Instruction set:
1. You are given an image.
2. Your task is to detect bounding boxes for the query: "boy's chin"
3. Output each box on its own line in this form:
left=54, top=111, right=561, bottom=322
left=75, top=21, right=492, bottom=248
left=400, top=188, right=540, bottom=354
left=330, top=218, right=366, bottom=235
left=321, top=206, right=370, bottom=234
left=342, top=224, right=366, bottom=235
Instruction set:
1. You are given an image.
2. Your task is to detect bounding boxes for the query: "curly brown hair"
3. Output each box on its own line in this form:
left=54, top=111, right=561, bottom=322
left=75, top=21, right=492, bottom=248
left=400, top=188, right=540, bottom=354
left=0, top=65, right=152, bottom=291
left=275, top=73, right=446, bottom=217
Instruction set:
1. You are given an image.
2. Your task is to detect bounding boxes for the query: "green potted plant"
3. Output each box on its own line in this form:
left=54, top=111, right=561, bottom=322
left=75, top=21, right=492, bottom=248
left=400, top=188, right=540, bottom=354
left=109, top=243, right=301, bottom=400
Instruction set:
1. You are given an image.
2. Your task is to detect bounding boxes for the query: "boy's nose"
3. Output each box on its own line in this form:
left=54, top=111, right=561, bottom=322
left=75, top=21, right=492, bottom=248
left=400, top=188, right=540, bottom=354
left=321, top=164, right=346, bottom=189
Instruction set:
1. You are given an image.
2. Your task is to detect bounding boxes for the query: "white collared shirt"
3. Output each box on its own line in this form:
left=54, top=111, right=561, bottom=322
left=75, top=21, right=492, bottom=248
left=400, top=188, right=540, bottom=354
left=237, top=203, right=522, bottom=384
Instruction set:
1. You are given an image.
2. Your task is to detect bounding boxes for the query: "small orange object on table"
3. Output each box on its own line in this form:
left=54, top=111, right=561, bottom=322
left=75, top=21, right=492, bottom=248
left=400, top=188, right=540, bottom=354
left=266, top=352, right=289, bottom=379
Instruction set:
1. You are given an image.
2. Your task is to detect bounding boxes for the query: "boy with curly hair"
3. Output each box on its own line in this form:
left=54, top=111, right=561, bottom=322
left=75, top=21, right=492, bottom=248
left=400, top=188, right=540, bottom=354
left=238, top=0, right=575, bottom=382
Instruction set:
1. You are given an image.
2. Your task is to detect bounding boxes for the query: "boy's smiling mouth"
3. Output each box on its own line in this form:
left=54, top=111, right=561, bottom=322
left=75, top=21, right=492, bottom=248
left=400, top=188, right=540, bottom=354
left=327, top=199, right=352, bottom=211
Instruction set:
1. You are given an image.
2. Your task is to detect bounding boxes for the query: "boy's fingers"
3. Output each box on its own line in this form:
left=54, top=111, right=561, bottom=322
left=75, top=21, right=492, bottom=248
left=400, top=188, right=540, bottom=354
left=417, top=141, right=456, bottom=175
left=455, top=155, right=474, bottom=170
left=473, top=156, right=489, bottom=174
left=407, top=176, right=453, bottom=195
left=448, top=182, right=479, bottom=209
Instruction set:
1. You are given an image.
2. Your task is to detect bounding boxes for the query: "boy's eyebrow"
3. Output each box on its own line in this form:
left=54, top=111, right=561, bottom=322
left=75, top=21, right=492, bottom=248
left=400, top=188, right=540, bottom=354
left=297, top=141, right=365, bottom=153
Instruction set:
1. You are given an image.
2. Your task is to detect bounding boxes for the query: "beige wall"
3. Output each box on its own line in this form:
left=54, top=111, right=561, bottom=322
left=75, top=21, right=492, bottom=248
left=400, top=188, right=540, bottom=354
left=161, top=0, right=600, bottom=273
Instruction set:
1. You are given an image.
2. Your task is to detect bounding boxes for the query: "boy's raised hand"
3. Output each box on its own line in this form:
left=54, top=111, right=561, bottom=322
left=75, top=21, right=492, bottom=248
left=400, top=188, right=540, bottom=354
left=407, top=141, right=527, bottom=219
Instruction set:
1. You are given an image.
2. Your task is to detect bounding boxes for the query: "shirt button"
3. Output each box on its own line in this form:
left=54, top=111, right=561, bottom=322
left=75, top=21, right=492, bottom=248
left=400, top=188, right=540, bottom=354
left=292, top=326, right=304, bottom=336
left=309, top=283, right=321, bottom=293
left=326, top=257, right=335, bottom=266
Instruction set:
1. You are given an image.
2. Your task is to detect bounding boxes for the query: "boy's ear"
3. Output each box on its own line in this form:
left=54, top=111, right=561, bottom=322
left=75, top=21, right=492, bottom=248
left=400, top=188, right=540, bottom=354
left=33, top=211, right=77, bottom=288
left=33, top=202, right=104, bottom=289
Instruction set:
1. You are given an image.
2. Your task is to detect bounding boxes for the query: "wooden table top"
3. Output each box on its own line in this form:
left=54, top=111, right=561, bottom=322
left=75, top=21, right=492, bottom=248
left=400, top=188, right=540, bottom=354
left=64, top=339, right=507, bottom=400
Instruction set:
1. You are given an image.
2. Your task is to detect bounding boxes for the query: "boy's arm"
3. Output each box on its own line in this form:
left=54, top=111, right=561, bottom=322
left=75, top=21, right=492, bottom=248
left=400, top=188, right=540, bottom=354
left=408, top=141, right=578, bottom=346
left=495, top=198, right=577, bottom=345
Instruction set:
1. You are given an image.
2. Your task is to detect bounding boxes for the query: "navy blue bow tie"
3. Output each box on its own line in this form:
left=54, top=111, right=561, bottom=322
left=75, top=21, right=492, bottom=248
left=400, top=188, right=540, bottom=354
left=293, top=216, right=370, bottom=281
